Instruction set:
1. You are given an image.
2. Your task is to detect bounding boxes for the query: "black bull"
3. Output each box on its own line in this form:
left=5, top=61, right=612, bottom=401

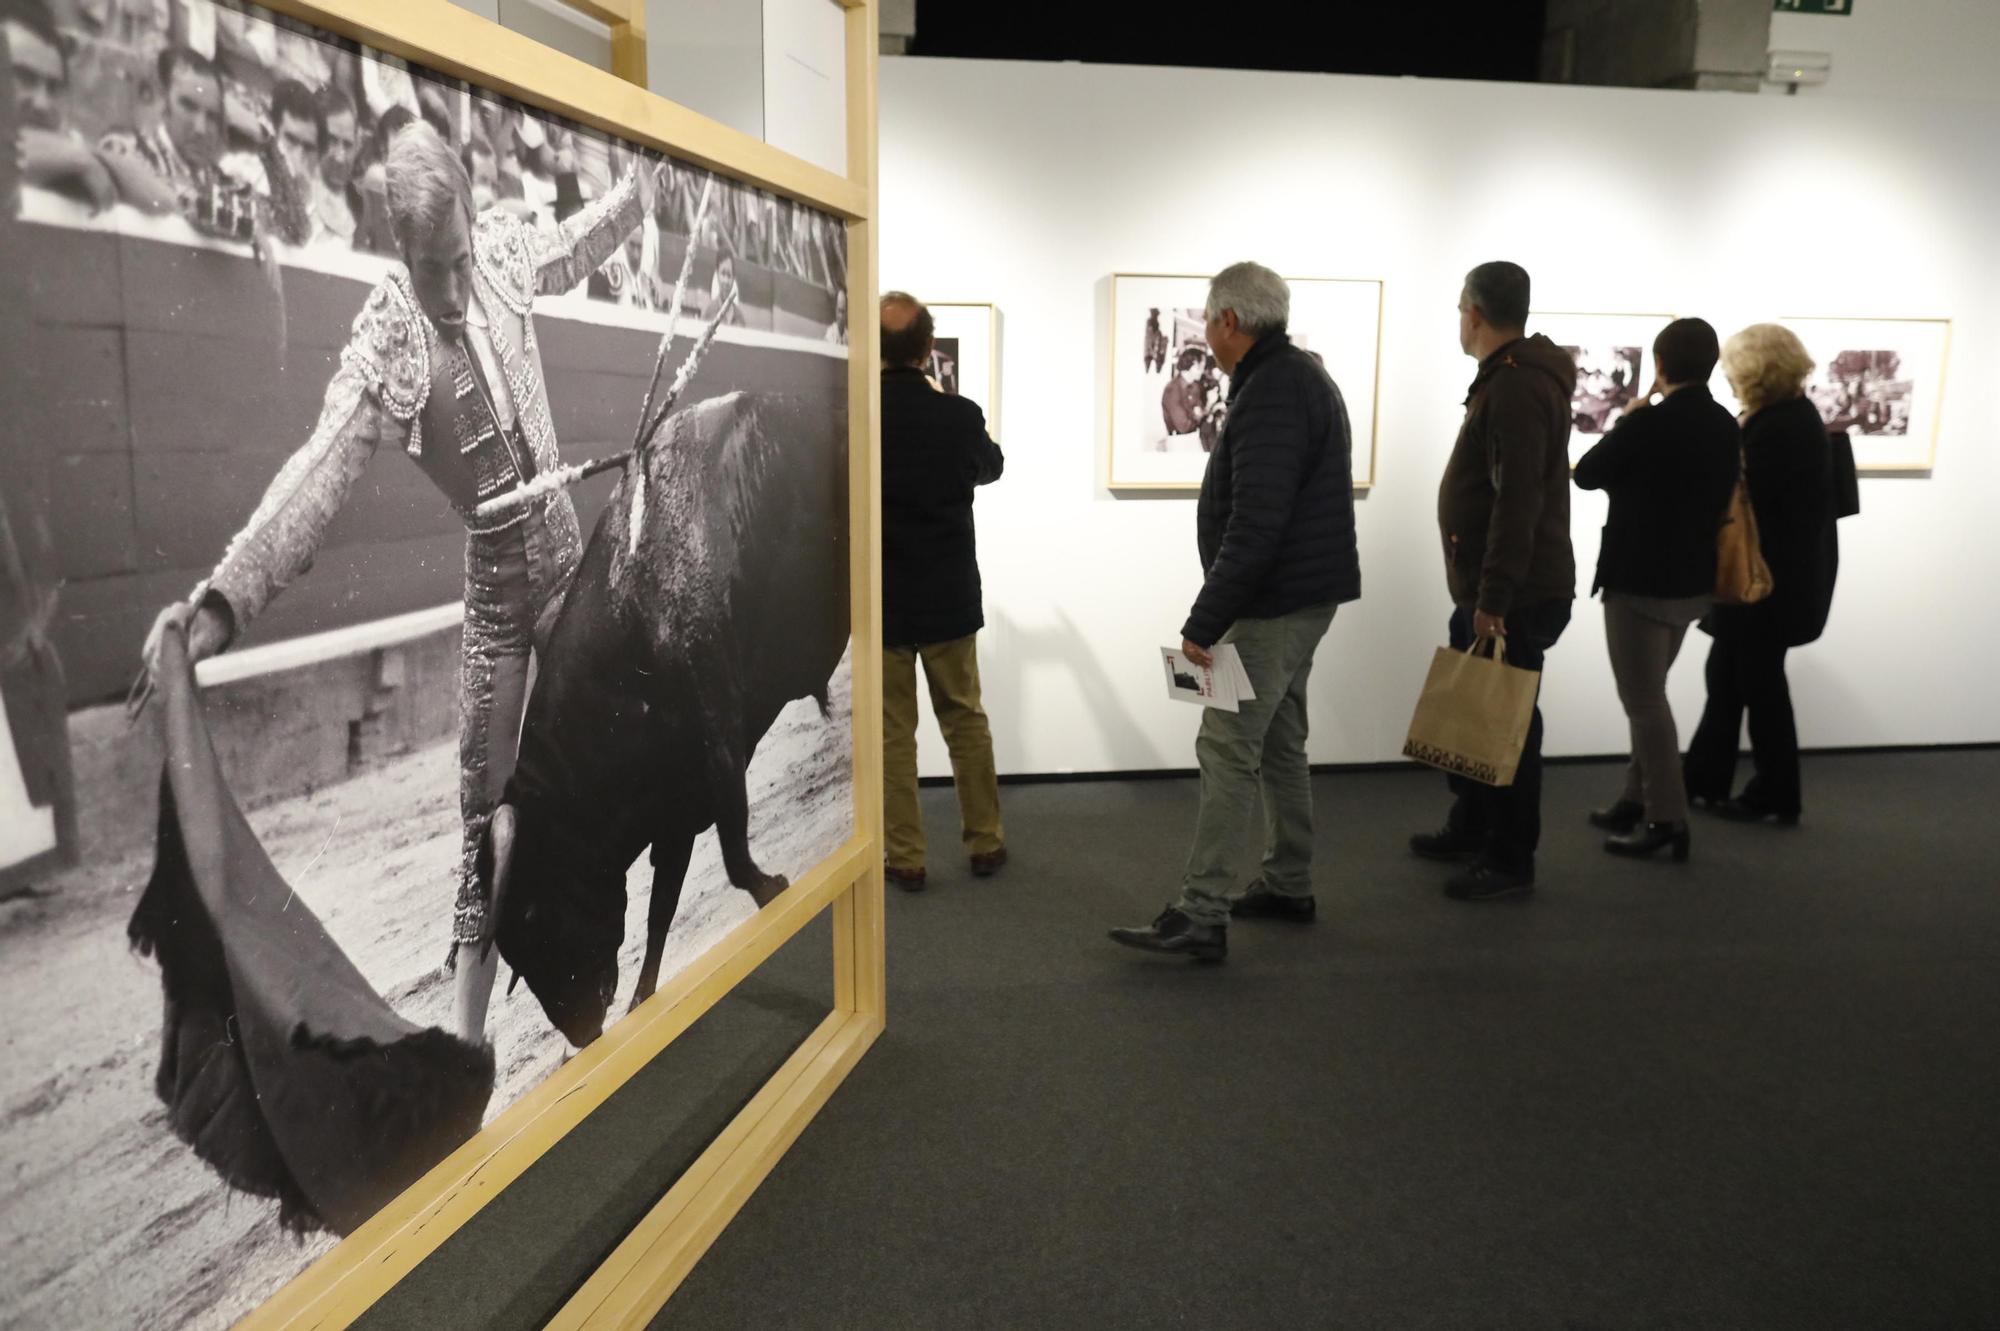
left=489, top=389, right=849, bottom=1045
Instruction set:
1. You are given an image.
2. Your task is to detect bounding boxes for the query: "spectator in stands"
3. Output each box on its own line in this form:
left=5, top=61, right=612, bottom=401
left=352, top=102, right=413, bottom=253
left=311, top=85, right=359, bottom=245
left=97, top=45, right=225, bottom=214
left=271, top=77, right=321, bottom=203
left=3, top=0, right=114, bottom=208
left=463, top=131, right=500, bottom=211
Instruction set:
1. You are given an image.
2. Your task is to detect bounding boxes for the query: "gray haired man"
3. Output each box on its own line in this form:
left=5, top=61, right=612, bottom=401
left=1110, top=262, right=1361, bottom=962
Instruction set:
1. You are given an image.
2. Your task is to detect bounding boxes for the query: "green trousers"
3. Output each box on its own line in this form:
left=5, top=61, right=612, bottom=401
left=883, top=634, right=1004, bottom=872
left=1176, top=603, right=1338, bottom=926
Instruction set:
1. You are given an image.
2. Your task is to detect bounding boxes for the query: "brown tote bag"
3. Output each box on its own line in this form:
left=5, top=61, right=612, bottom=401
left=1714, top=459, right=1774, bottom=606
left=1402, top=635, right=1540, bottom=788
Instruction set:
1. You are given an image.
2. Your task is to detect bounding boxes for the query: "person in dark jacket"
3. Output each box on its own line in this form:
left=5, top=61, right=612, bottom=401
left=1683, top=323, right=1838, bottom=824
left=1411, top=261, right=1577, bottom=901
left=879, top=293, right=1006, bottom=890
left=1109, top=261, right=1360, bottom=962
left=1573, top=318, right=1740, bottom=861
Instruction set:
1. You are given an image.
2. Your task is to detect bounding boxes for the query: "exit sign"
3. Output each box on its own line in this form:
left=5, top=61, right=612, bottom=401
left=1775, top=0, right=1851, bottom=12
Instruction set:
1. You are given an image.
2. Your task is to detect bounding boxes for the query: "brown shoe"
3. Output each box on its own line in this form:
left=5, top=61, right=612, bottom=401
left=885, top=863, right=926, bottom=891
left=969, top=847, right=1008, bottom=878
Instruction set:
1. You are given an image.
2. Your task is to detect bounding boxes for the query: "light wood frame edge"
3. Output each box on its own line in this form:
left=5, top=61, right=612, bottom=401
left=227, top=1, right=884, bottom=1327
left=257, top=0, right=865, bottom=219
left=547, top=1, right=886, bottom=1326
left=1780, top=314, right=1952, bottom=475
left=927, top=301, right=1001, bottom=438
left=1104, top=272, right=1384, bottom=494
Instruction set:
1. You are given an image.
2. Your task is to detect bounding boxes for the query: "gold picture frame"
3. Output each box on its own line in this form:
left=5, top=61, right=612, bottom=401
left=97, top=2, right=886, bottom=1326
left=1106, top=271, right=1383, bottom=494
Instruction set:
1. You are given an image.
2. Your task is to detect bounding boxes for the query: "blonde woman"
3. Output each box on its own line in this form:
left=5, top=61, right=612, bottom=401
left=1683, top=323, right=1840, bottom=825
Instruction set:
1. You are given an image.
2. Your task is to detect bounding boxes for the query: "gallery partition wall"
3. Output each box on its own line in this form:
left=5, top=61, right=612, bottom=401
left=0, top=1, right=883, bottom=1327
left=880, top=57, right=2000, bottom=781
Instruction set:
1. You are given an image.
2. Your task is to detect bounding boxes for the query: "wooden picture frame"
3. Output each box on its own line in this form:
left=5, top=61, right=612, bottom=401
left=1106, top=272, right=1382, bottom=494
left=925, top=300, right=1000, bottom=437
left=1780, top=315, right=1951, bottom=474
left=0, top=1, right=882, bottom=1326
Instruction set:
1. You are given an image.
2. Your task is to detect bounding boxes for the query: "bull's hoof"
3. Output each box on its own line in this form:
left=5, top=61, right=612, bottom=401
left=749, top=874, right=789, bottom=908
left=627, top=983, right=657, bottom=1015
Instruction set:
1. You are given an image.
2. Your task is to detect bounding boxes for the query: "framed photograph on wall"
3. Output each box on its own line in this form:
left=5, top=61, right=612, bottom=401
left=1784, top=316, right=1951, bottom=473
left=1107, top=273, right=1382, bottom=492
left=0, top=0, right=883, bottom=1327
left=927, top=301, right=999, bottom=437
left=1530, top=311, right=1674, bottom=465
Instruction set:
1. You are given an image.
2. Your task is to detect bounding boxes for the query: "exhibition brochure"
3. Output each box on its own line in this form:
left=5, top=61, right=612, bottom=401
left=1160, top=644, right=1256, bottom=712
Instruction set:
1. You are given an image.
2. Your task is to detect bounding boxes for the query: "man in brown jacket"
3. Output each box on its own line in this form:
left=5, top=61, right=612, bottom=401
left=1413, top=260, right=1576, bottom=901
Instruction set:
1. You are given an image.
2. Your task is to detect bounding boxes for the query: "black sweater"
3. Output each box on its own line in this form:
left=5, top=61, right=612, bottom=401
left=1573, top=383, right=1741, bottom=599
left=880, top=367, right=1004, bottom=646
left=1182, top=333, right=1361, bottom=647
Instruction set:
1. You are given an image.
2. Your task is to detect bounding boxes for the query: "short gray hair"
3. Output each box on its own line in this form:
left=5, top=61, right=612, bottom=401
left=1205, top=261, right=1289, bottom=337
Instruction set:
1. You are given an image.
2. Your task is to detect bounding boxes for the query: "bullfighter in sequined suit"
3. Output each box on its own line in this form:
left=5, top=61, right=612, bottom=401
left=143, top=121, right=655, bottom=1044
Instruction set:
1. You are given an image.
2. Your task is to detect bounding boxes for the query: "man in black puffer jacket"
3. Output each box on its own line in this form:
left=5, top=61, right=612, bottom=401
left=1110, top=262, right=1360, bottom=963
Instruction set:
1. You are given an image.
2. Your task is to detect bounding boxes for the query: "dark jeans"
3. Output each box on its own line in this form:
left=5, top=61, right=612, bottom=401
left=1443, top=599, right=1572, bottom=876
left=1684, top=620, right=1799, bottom=816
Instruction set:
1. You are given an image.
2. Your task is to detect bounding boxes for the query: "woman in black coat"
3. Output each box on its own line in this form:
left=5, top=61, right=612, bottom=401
left=1574, top=319, right=1740, bottom=861
left=1683, top=323, right=1839, bottom=824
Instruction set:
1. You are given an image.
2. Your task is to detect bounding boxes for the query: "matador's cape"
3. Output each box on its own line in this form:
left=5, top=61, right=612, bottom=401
left=127, top=622, right=493, bottom=1235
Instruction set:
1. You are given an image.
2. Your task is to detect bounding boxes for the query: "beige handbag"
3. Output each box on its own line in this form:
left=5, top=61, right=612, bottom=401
left=1714, top=462, right=1774, bottom=605
left=1402, top=636, right=1539, bottom=788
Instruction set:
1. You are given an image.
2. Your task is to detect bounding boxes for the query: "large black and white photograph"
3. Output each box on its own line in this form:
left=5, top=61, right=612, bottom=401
left=1530, top=312, right=1670, bottom=465
left=1108, top=273, right=1382, bottom=491
left=0, top=0, right=855, bottom=1326
left=1786, top=316, right=1949, bottom=472
left=1561, top=343, right=1642, bottom=435
left=1807, top=349, right=1912, bottom=436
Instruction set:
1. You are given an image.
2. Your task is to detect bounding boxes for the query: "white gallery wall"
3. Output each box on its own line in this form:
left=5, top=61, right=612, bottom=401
left=1766, top=0, right=2000, bottom=102
left=881, top=56, right=2000, bottom=778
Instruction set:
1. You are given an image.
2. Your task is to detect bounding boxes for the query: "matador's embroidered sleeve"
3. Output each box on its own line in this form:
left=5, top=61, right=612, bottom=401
left=528, top=164, right=642, bottom=298
left=204, top=276, right=424, bottom=634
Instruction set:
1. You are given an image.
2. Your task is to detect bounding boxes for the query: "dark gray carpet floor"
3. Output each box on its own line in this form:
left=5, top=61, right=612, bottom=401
left=645, top=752, right=2000, bottom=1331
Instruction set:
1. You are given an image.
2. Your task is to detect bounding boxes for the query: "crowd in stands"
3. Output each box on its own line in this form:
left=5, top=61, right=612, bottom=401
left=4, top=0, right=846, bottom=317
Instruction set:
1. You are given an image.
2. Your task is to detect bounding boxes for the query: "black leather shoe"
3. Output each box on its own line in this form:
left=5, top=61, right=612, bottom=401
left=970, top=847, right=1008, bottom=877
left=1409, top=826, right=1482, bottom=862
left=1108, top=906, right=1227, bottom=961
left=1715, top=799, right=1800, bottom=826
left=1228, top=881, right=1316, bottom=922
left=1588, top=799, right=1644, bottom=833
left=1443, top=864, right=1535, bottom=902
left=1605, top=820, right=1691, bottom=861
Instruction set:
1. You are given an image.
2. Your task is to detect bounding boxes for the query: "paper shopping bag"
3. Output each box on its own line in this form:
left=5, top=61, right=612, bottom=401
left=1401, top=639, right=1540, bottom=787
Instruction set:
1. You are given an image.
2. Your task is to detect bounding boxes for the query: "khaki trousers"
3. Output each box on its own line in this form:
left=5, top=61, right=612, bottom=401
left=883, top=634, right=1003, bottom=871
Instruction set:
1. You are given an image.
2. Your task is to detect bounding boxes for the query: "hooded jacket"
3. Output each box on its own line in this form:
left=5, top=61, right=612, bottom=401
left=1437, top=333, right=1577, bottom=615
